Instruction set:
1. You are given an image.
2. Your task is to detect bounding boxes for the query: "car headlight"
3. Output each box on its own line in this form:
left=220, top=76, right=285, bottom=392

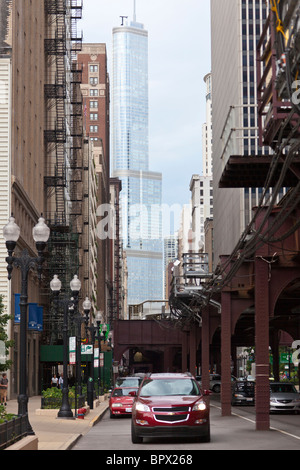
left=192, top=401, right=207, bottom=411
left=135, top=402, right=151, bottom=412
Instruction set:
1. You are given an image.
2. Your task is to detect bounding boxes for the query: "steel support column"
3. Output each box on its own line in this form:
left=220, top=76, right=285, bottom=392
left=255, top=256, right=270, bottom=431
left=221, top=291, right=232, bottom=416
left=182, top=331, right=188, bottom=372
left=201, top=306, right=210, bottom=391
left=189, top=328, right=197, bottom=376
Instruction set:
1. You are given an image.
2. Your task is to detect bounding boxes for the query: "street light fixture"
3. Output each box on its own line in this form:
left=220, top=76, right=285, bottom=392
left=83, top=297, right=92, bottom=313
left=70, top=274, right=81, bottom=293
left=3, top=215, right=50, bottom=435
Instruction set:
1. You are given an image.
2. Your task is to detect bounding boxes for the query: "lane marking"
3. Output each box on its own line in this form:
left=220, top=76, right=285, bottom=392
left=211, top=404, right=300, bottom=441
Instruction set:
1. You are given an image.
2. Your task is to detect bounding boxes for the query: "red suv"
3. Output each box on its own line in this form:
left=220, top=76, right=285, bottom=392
left=131, top=373, right=210, bottom=443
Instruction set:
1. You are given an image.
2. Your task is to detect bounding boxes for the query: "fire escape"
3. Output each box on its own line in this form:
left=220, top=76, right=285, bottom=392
left=43, top=0, right=83, bottom=344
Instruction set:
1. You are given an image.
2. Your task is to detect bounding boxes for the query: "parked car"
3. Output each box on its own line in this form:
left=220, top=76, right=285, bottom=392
left=115, top=376, right=143, bottom=388
left=231, top=380, right=255, bottom=406
left=131, top=372, right=211, bottom=444
left=270, top=382, right=300, bottom=414
left=196, top=374, right=236, bottom=393
left=109, top=385, right=139, bottom=418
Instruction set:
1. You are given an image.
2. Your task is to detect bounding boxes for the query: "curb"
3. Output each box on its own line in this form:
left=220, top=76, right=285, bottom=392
left=67, top=403, right=109, bottom=450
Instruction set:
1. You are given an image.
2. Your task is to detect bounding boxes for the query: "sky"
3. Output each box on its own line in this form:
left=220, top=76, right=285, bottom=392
left=79, top=0, right=211, bottom=225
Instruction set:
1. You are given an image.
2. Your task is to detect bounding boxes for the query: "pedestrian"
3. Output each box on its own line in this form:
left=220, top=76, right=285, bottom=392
left=0, top=373, right=8, bottom=406
left=59, top=373, right=63, bottom=389
left=51, top=374, right=58, bottom=387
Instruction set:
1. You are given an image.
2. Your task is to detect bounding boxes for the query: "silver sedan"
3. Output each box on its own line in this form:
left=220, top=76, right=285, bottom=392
left=270, top=382, right=300, bottom=414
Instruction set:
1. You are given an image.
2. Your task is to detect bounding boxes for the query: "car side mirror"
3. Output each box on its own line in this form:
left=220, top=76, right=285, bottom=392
left=203, top=390, right=212, bottom=396
left=129, top=391, right=137, bottom=397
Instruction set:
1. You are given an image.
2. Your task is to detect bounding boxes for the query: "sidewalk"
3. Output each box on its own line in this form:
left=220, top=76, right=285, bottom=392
left=4, top=395, right=109, bottom=450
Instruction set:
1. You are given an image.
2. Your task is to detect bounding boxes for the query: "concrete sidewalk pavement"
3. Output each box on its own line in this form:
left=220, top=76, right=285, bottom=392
left=4, top=395, right=109, bottom=450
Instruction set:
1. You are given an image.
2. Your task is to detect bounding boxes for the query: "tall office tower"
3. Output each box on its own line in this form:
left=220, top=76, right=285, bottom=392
left=163, top=235, right=178, bottom=299
left=77, top=44, right=112, bottom=319
left=211, top=0, right=271, bottom=263
left=190, top=175, right=213, bottom=251
left=112, top=13, right=163, bottom=306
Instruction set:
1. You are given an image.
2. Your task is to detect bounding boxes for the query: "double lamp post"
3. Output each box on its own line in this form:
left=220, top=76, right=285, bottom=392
left=3, top=215, right=106, bottom=426
left=3, top=215, right=50, bottom=435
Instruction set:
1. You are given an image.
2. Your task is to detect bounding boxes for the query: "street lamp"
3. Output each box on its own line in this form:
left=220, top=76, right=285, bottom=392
left=83, top=298, right=97, bottom=408
left=95, top=312, right=102, bottom=396
left=83, top=297, right=92, bottom=314
left=3, top=215, right=50, bottom=435
left=50, top=274, right=80, bottom=419
left=68, top=276, right=83, bottom=411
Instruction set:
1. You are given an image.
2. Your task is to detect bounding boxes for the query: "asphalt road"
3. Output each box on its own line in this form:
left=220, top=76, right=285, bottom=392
left=72, top=396, right=300, bottom=452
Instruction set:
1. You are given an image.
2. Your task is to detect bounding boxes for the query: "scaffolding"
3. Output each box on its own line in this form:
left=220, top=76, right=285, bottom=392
left=43, top=0, right=84, bottom=344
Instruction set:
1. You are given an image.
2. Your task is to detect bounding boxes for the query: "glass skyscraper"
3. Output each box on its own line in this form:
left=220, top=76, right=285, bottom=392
left=112, top=15, right=163, bottom=306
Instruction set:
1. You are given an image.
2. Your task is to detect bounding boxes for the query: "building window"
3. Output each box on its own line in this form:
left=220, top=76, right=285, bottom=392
left=90, top=125, right=98, bottom=133
left=90, top=101, right=98, bottom=109
left=90, top=113, right=98, bottom=121
left=90, top=77, right=98, bottom=86
left=90, top=64, right=99, bottom=73
left=90, top=89, right=99, bottom=96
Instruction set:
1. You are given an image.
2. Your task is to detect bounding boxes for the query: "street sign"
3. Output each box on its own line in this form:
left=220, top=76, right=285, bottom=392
left=100, top=352, right=104, bottom=367
left=69, top=336, right=76, bottom=364
left=81, top=344, right=93, bottom=355
left=280, top=353, right=292, bottom=364
left=69, top=352, right=76, bottom=365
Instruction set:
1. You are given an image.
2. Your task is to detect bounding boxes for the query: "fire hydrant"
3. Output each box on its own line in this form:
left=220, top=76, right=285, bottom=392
left=77, top=407, right=87, bottom=419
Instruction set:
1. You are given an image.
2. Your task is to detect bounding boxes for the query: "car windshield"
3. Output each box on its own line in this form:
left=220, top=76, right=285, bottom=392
left=115, top=378, right=140, bottom=387
left=235, top=381, right=255, bottom=391
left=270, top=383, right=298, bottom=394
left=112, top=388, right=138, bottom=397
left=139, top=378, right=201, bottom=397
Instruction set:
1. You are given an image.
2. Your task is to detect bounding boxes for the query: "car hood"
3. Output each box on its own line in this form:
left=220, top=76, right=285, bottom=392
left=137, top=395, right=202, bottom=408
left=270, top=393, right=299, bottom=400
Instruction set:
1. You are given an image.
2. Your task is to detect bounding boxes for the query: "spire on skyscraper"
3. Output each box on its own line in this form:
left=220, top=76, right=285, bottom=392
left=133, top=0, right=136, bottom=22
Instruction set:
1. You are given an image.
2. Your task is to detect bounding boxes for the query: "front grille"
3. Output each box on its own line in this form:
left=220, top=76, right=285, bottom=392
left=153, top=406, right=190, bottom=413
left=155, top=414, right=188, bottom=423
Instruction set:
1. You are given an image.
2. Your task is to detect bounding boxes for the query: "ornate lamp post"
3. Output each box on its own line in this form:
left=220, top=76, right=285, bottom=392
left=94, top=312, right=102, bottom=396
left=50, top=274, right=80, bottom=419
left=3, top=216, right=50, bottom=435
left=68, top=275, right=83, bottom=412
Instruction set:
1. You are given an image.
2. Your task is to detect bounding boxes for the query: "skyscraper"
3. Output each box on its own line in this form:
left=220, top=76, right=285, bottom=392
left=112, top=11, right=163, bottom=306
left=211, top=0, right=270, bottom=263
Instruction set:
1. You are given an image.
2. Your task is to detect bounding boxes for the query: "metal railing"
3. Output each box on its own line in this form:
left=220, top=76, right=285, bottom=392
left=0, top=415, right=28, bottom=450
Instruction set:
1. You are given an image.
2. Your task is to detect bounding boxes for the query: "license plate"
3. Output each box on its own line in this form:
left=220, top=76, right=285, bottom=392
left=125, top=407, right=132, bottom=412
left=246, top=398, right=253, bottom=401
